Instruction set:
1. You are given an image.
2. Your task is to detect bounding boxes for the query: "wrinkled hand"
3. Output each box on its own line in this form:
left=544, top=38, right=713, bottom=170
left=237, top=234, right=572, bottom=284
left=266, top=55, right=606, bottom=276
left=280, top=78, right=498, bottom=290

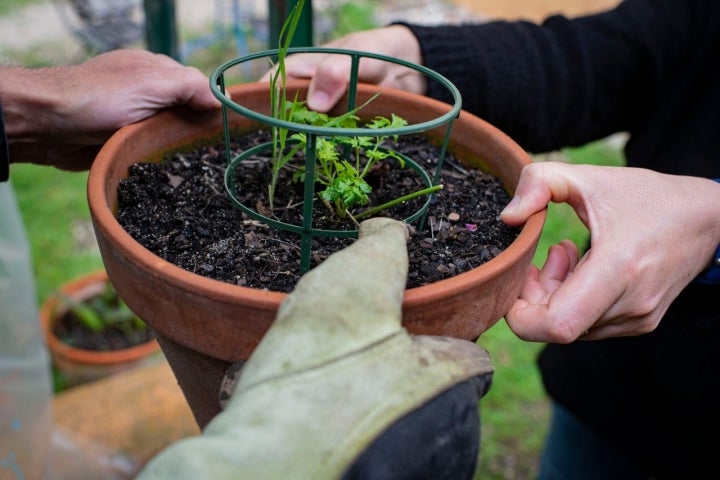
left=4, top=49, right=220, bottom=170
left=261, top=25, right=426, bottom=112
left=500, top=161, right=720, bottom=343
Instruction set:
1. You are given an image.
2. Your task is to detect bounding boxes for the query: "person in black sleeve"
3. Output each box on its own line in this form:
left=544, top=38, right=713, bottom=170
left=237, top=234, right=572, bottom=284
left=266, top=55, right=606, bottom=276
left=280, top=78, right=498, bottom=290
left=279, top=0, right=720, bottom=477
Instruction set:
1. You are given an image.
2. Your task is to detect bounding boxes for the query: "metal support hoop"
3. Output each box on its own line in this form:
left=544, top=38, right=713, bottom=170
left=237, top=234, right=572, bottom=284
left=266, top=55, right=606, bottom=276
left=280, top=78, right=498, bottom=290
left=210, top=47, right=462, bottom=272
left=209, top=47, right=462, bottom=137
left=224, top=140, right=435, bottom=237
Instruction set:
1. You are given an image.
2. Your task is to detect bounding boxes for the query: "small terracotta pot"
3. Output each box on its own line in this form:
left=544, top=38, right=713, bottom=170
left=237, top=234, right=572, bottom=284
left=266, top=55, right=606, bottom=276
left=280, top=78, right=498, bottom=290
left=39, top=270, right=160, bottom=388
left=88, top=82, right=545, bottom=426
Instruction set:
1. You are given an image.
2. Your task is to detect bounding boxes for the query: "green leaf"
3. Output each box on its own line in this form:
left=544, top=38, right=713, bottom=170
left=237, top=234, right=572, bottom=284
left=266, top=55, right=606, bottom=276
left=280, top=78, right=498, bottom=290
left=338, top=135, right=374, bottom=149
left=292, top=103, right=329, bottom=125
left=60, top=293, right=105, bottom=332
left=268, top=0, right=307, bottom=210
left=382, top=149, right=406, bottom=168
left=317, top=138, right=340, bottom=161
left=366, top=149, right=390, bottom=162
left=367, top=116, right=391, bottom=129
left=292, top=168, right=306, bottom=184
left=389, top=113, right=408, bottom=129
left=57, top=283, right=145, bottom=334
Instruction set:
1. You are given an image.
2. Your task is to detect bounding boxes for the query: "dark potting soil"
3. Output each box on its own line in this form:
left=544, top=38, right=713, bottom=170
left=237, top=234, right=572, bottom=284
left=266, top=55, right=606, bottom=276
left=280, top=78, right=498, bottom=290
left=116, top=131, right=520, bottom=293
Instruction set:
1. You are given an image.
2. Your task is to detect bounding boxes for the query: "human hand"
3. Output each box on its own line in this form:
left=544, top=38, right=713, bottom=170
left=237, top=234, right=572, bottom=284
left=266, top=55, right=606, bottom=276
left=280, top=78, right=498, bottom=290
left=500, top=161, right=720, bottom=343
left=2, top=49, right=220, bottom=170
left=261, top=25, right=426, bottom=112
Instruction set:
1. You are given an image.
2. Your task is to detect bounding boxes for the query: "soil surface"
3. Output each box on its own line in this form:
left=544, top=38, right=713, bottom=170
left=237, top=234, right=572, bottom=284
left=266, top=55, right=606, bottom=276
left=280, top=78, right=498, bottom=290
left=117, top=131, right=519, bottom=293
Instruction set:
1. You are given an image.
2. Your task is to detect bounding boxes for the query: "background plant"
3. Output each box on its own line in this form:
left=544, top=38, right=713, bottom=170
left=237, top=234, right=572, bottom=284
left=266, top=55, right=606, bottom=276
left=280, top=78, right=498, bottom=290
left=59, top=281, right=146, bottom=335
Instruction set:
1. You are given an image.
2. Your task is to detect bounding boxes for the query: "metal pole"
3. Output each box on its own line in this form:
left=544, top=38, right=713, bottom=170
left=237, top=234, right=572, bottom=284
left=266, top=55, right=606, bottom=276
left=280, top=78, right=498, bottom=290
left=268, top=0, right=314, bottom=48
left=143, top=0, right=179, bottom=59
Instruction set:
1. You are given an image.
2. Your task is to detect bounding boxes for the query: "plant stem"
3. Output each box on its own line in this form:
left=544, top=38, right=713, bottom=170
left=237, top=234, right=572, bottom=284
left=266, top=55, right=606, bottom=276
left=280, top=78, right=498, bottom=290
left=354, top=184, right=444, bottom=220
left=269, top=0, right=306, bottom=211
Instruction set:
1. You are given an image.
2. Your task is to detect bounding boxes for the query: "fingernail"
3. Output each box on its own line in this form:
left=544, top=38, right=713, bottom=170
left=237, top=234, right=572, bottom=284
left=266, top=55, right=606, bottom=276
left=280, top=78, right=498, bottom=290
left=308, top=90, right=330, bottom=111
left=501, top=195, right=520, bottom=216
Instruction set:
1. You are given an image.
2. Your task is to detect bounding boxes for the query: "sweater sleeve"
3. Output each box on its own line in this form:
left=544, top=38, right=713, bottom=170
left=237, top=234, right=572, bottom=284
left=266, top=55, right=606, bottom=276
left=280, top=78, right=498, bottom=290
left=403, top=0, right=704, bottom=153
left=0, top=102, right=8, bottom=182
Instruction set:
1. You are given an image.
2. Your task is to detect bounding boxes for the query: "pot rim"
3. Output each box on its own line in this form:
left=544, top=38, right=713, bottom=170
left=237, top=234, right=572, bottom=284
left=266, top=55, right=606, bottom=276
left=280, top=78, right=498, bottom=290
left=88, top=81, right=545, bottom=313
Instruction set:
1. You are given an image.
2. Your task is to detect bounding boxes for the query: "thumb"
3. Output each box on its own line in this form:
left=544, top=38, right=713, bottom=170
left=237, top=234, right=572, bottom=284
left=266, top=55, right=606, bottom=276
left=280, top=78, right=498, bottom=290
left=500, top=163, right=560, bottom=226
left=306, top=59, right=353, bottom=112
left=170, top=65, right=222, bottom=111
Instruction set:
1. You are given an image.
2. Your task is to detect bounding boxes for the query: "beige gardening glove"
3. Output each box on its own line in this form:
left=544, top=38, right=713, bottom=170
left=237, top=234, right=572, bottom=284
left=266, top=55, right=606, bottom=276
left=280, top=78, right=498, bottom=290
left=137, top=218, right=493, bottom=480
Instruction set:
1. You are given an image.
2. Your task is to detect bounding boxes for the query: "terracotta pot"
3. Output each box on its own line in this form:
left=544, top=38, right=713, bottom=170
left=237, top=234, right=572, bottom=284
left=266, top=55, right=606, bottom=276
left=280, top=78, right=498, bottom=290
left=88, top=82, right=545, bottom=426
left=39, top=270, right=161, bottom=388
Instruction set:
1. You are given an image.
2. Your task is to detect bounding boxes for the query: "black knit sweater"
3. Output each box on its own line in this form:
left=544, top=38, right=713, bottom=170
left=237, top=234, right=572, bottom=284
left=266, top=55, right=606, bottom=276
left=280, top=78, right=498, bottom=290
left=407, top=0, right=720, bottom=477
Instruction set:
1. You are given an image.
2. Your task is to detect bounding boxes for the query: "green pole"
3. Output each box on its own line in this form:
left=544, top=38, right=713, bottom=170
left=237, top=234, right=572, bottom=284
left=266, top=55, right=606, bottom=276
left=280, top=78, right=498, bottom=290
left=143, top=0, right=179, bottom=60
left=268, top=0, right=314, bottom=48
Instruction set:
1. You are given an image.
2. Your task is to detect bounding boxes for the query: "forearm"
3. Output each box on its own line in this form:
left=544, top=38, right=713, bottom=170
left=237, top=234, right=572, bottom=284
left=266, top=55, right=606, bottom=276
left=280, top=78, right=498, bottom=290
left=0, top=65, right=91, bottom=169
left=0, top=50, right=219, bottom=172
left=404, top=0, right=703, bottom=152
left=403, top=19, right=618, bottom=151
left=0, top=66, right=67, bottom=150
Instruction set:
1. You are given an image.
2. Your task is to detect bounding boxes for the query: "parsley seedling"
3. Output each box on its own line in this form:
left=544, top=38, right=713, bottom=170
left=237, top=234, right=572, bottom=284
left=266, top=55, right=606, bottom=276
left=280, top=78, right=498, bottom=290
left=267, top=0, right=441, bottom=220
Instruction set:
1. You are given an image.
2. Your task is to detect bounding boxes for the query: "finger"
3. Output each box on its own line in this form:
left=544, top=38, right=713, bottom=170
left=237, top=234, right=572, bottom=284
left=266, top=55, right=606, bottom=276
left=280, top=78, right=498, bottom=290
left=518, top=243, right=573, bottom=305
left=537, top=241, right=578, bottom=286
left=263, top=52, right=327, bottom=82
left=259, top=53, right=352, bottom=112
left=506, top=250, right=624, bottom=343
left=306, top=58, right=354, bottom=112
left=580, top=324, right=629, bottom=340
left=500, top=162, right=575, bottom=226
left=505, top=242, right=584, bottom=343
left=579, top=316, right=658, bottom=340
left=522, top=240, right=579, bottom=304
left=180, top=66, right=223, bottom=110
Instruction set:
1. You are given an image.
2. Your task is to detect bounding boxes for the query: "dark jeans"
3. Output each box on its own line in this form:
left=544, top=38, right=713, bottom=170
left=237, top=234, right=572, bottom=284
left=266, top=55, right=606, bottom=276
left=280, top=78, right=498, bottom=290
left=538, top=402, right=651, bottom=480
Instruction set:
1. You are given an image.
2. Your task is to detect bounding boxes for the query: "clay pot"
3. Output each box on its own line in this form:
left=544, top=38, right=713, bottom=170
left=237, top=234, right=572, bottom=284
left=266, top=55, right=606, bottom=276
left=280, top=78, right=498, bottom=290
left=88, top=82, right=545, bottom=426
left=39, top=270, right=160, bottom=388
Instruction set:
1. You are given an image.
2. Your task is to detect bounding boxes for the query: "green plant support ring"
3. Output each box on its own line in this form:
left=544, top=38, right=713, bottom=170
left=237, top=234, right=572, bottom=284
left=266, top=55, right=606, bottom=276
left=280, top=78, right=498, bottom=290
left=224, top=141, right=435, bottom=237
left=210, top=47, right=462, bottom=272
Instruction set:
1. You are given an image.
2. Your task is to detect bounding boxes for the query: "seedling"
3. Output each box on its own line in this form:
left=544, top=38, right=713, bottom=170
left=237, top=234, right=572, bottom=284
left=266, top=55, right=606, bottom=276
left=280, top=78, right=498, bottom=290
left=267, top=0, right=306, bottom=210
left=211, top=0, right=462, bottom=271
left=283, top=101, right=442, bottom=219
left=59, top=282, right=146, bottom=336
left=266, top=0, right=440, bottom=219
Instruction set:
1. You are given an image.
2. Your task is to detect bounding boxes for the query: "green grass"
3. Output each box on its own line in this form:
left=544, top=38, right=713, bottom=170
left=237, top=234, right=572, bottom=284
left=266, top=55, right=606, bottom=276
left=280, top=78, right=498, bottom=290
left=10, top=164, right=104, bottom=304
left=322, top=0, right=379, bottom=40
left=474, top=322, right=549, bottom=478
left=0, top=0, right=43, bottom=15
